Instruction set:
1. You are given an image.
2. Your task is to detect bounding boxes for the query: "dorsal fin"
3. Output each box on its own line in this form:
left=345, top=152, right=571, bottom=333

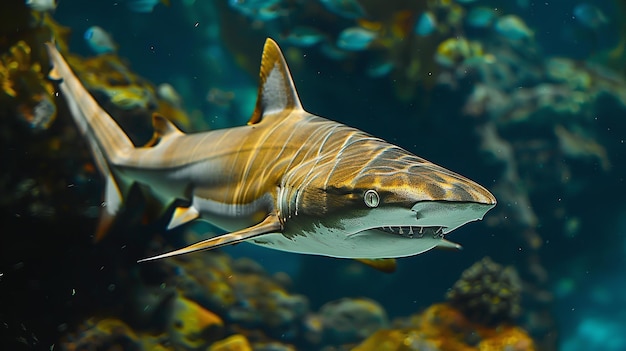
left=248, top=38, right=303, bottom=125
left=153, top=113, right=183, bottom=136
left=145, top=113, right=183, bottom=146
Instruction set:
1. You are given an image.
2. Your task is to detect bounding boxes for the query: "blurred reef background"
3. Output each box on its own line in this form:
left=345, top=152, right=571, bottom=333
left=1, top=0, right=626, bottom=350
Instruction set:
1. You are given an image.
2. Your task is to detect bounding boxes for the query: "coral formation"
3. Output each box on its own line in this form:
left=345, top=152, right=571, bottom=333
left=4, top=1, right=626, bottom=351
left=446, top=257, right=522, bottom=326
left=318, top=297, right=388, bottom=344
left=58, top=252, right=535, bottom=351
left=162, top=252, right=309, bottom=340
left=353, top=304, right=534, bottom=351
left=62, top=318, right=167, bottom=351
left=208, top=334, right=252, bottom=351
left=1, top=40, right=57, bottom=130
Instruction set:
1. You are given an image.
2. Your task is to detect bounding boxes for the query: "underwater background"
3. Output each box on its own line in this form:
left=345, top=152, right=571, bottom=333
left=1, top=0, right=625, bottom=350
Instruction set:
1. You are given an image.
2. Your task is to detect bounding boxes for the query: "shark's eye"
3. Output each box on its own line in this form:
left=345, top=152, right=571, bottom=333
left=363, top=190, right=380, bottom=208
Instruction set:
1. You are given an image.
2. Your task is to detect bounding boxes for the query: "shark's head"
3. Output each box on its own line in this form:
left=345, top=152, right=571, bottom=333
left=276, top=137, right=496, bottom=258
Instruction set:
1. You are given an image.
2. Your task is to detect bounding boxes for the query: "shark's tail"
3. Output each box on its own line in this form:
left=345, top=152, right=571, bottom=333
left=46, top=42, right=135, bottom=241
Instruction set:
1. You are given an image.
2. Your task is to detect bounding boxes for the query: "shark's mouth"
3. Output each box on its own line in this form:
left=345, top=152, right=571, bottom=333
left=376, top=226, right=446, bottom=239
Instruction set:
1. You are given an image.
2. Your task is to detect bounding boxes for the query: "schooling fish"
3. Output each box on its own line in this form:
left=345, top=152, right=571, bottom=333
left=466, top=7, right=497, bottom=28
left=229, top=0, right=285, bottom=21
left=495, top=15, right=533, bottom=41
left=337, top=27, right=377, bottom=51
left=45, top=38, right=496, bottom=263
left=284, top=26, right=326, bottom=47
left=84, top=26, right=118, bottom=55
left=319, top=0, right=365, bottom=19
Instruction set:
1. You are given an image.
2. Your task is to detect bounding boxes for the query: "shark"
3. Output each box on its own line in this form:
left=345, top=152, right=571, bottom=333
left=45, top=38, right=496, bottom=264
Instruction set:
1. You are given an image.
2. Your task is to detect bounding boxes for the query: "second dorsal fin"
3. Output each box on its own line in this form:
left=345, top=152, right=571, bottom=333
left=145, top=113, right=184, bottom=147
left=152, top=113, right=183, bottom=137
left=248, top=38, right=303, bottom=125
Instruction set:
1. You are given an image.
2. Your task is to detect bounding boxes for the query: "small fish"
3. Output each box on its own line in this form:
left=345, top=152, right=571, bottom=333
left=494, top=15, right=533, bottom=40
left=229, top=0, right=283, bottom=21
left=320, top=42, right=350, bottom=60
left=573, top=3, right=608, bottom=29
left=356, top=258, right=397, bottom=273
left=84, top=26, right=118, bottom=55
left=284, top=26, right=326, bottom=47
left=319, top=0, right=366, bottom=19
left=157, top=83, right=183, bottom=108
left=25, top=0, right=58, bottom=12
left=466, top=7, right=496, bottom=28
left=229, top=0, right=277, bottom=9
left=336, top=27, right=377, bottom=51
left=206, top=88, right=235, bottom=108
left=366, top=59, right=394, bottom=78
left=17, top=94, right=56, bottom=130
left=126, top=0, right=169, bottom=13
left=414, top=11, right=437, bottom=36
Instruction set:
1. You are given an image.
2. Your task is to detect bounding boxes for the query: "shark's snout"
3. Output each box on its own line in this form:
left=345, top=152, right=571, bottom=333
left=407, top=163, right=497, bottom=206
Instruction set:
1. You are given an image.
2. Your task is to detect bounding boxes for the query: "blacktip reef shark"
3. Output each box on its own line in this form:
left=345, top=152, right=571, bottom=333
left=45, top=38, right=496, bottom=265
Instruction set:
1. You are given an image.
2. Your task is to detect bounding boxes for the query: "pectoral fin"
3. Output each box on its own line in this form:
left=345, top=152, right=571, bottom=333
left=94, top=174, right=123, bottom=242
left=138, top=214, right=282, bottom=263
left=167, top=206, right=199, bottom=229
left=356, top=258, right=397, bottom=273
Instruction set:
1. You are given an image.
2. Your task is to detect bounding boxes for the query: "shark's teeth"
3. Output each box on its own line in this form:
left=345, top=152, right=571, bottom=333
left=377, top=226, right=445, bottom=239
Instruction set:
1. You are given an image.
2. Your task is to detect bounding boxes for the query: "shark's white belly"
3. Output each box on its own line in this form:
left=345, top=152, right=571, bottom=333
left=246, top=226, right=444, bottom=259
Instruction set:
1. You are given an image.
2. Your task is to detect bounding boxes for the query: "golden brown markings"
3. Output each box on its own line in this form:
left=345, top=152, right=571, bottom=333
left=235, top=111, right=309, bottom=206
left=266, top=113, right=305, bottom=171
left=296, top=122, right=342, bottom=197
left=229, top=110, right=307, bottom=208
left=287, top=122, right=340, bottom=189
left=188, top=132, right=213, bottom=165
left=219, top=128, right=244, bottom=204
left=332, top=134, right=388, bottom=185
left=285, top=122, right=347, bottom=217
left=235, top=114, right=285, bottom=204
left=274, top=117, right=332, bottom=187
left=352, top=144, right=400, bottom=183
left=280, top=124, right=325, bottom=217
left=323, top=130, right=362, bottom=189
left=315, top=136, right=497, bottom=205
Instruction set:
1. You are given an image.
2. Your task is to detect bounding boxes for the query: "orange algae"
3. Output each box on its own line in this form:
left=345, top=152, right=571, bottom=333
left=353, top=304, right=535, bottom=351
left=169, top=294, right=224, bottom=348
left=208, top=334, right=253, bottom=351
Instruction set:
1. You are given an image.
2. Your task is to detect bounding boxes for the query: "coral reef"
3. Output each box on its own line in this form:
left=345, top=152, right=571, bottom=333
left=162, top=253, right=309, bottom=340
left=1, top=40, right=57, bottom=130
left=354, top=304, right=534, bottom=351
left=4, top=1, right=626, bottom=351
left=350, top=257, right=530, bottom=351
left=446, top=257, right=522, bottom=326
left=57, top=253, right=535, bottom=351
left=318, top=297, right=388, bottom=344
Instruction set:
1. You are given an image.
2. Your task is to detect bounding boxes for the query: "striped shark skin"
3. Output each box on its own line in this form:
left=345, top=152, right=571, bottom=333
left=45, top=38, right=496, bottom=263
